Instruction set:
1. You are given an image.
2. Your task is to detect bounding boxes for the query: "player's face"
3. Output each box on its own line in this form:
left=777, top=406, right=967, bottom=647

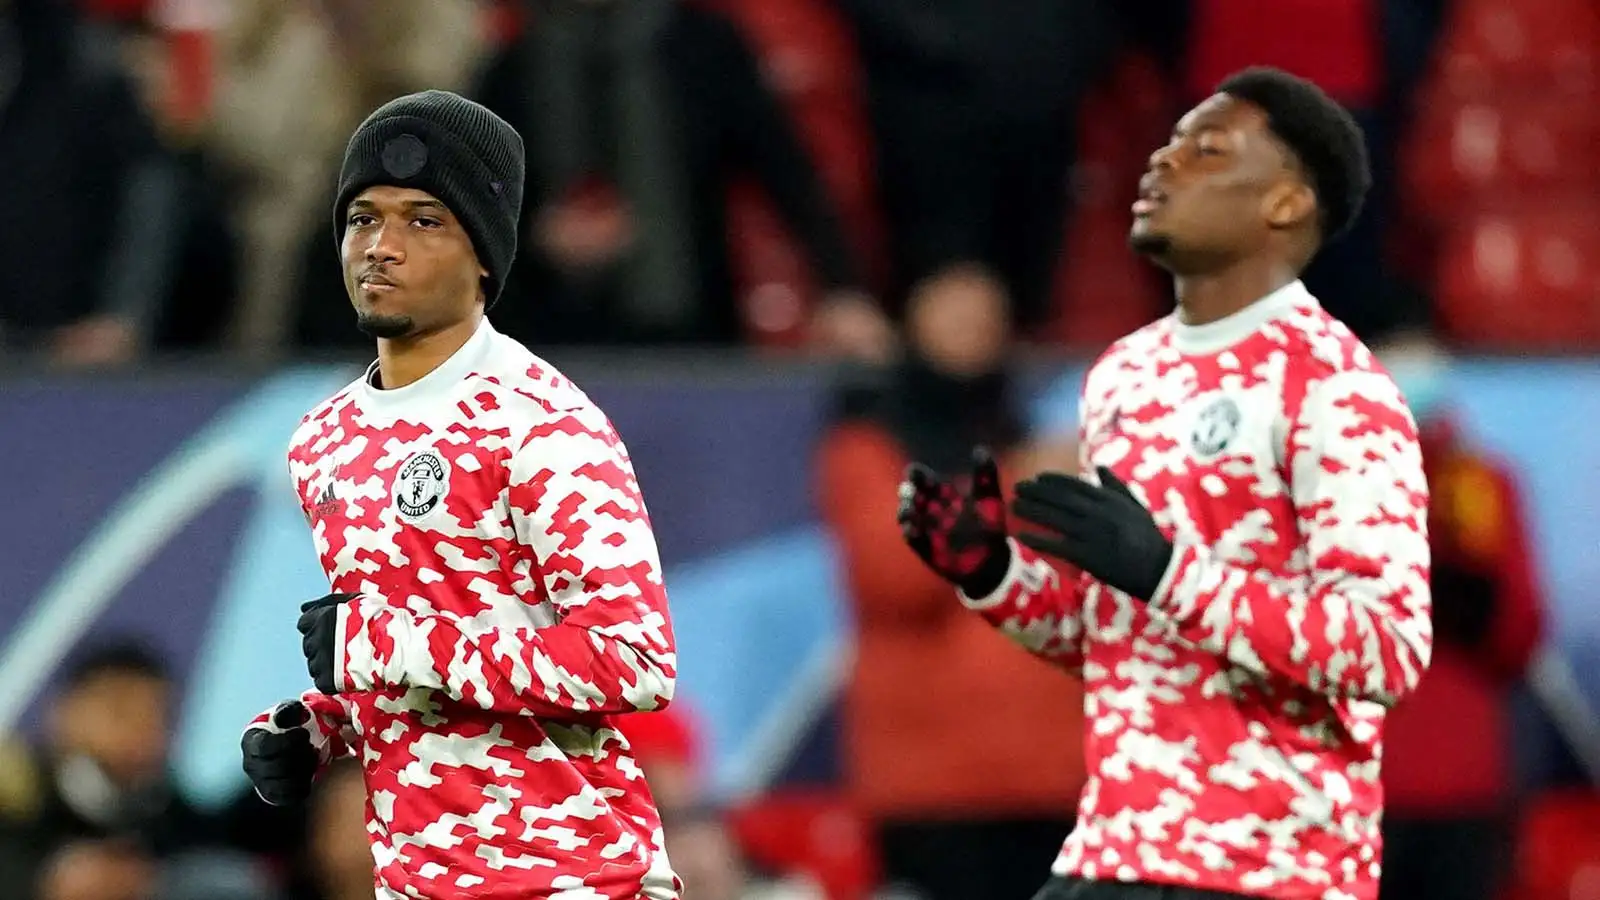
left=1129, top=94, right=1300, bottom=272
left=341, top=185, right=487, bottom=340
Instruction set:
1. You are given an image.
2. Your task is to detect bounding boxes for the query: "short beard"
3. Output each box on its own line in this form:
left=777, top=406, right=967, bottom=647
left=1128, top=232, right=1172, bottom=258
left=355, top=312, right=416, bottom=339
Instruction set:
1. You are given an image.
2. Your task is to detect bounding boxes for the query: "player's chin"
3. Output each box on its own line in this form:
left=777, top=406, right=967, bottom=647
left=355, top=311, right=417, bottom=339
left=1127, top=222, right=1173, bottom=259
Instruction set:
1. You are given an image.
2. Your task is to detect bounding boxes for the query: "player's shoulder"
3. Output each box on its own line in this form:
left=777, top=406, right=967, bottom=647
left=1273, top=295, right=1383, bottom=380
left=1083, top=316, right=1173, bottom=389
left=466, top=329, right=611, bottom=430
left=1278, top=296, right=1408, bottom=414
left=287, top=377, right=365, bottom=462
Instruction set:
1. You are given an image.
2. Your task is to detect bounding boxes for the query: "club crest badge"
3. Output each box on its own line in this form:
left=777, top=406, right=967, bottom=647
left=1192, top=396, right=1242, bottom=458
left=394, top=449, right=450, bottom=520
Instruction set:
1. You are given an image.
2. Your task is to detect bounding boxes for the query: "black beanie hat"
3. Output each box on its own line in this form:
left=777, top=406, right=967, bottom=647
left=334, top=90, right=525, bottom=306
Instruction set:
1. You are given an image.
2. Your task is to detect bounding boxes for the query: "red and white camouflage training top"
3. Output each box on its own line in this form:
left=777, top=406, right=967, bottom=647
left=259, top=317, right=680, bottom=900
left=964, top=281, right=1432, bottom=900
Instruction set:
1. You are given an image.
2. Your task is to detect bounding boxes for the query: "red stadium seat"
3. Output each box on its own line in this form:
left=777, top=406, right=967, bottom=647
left=727, top=790, right=879, bottom=900
left=1402, top=87, right=1600, bottom=223
left=1434, top=0, right=1600, bottom=95
left=726, top=180, right=817, bottom=347
left=1433, top=205, right=1600, bottom=349
left=1505, top=790, right=1600, bottom=900
left=1397, top=0, right=1600, bottom=352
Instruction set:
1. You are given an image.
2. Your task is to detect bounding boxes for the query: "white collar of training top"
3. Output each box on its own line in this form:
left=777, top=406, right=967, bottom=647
left=358, top=316, right=497, bottom=409
left=1170, top=279, right=1317, bottom=356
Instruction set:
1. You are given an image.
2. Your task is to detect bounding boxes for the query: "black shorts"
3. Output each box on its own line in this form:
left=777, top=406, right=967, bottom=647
left=1031, top=876, right=1256, bottom=900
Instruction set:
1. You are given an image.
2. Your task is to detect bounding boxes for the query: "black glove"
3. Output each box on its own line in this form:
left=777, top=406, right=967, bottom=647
left=297, top=593, right=356, bottom=695
left=240, top=701, right=319, bottom=807
left=896, top=446, right=1012, bottom=597
left=1011, top=466, right=1174, bottom=601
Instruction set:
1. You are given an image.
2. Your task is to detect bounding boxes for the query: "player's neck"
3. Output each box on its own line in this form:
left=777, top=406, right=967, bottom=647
left=1171, top=260, right=1299, bottom=326
left=373, top=313, right=483, bottom=390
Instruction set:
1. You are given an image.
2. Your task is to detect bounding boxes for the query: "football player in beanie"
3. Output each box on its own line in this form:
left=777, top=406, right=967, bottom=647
left=239, top=90, right=682, bottom=900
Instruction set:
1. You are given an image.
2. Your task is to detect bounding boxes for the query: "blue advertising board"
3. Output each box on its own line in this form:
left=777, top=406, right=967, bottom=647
left=0, top=357, right=1595, bottom=805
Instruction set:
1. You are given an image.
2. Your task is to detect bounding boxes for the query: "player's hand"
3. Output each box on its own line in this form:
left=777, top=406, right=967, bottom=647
left=297, top=593, right=358, bottom=694
left=240, top=701, right=320, bottom=807
left=896, top=446, right=1012, bottom=597
left=1012, top=466, right=1174, bottom=601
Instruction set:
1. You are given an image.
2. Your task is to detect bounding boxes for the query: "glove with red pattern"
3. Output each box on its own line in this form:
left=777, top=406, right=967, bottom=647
left=896, top=446, right=1013, bottom=597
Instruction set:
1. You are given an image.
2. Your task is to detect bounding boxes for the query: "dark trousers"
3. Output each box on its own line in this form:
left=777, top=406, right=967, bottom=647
left=1032, top=876, right=1254, bottom=900
left=877, top=817, right=1073, bottom=900
left=1379, top=814, right=1508, bottom=900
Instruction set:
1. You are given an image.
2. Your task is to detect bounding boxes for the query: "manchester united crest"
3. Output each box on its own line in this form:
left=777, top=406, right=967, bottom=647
left=1191, top=395, right=1242, bottom=458
left=394, top=449, right=450, bottom=520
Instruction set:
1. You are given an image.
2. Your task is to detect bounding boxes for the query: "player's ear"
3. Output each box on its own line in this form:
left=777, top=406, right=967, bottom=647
left=1264, top=180, right=1316, bottom=231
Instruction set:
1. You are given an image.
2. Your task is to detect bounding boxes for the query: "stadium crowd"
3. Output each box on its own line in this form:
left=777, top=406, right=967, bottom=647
left=4, top=0, right=1597, bottom=367
left=0, top=641, right=822, bottom=900
left=1, top=0, right=1597, bottom=899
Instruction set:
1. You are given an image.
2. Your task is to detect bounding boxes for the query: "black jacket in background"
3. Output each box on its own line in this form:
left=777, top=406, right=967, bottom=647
left=829, top=355, right=1025, bottom=474
left=440, top=1, right=865, bottom=348
left=0, top=0, right=159, bottom=333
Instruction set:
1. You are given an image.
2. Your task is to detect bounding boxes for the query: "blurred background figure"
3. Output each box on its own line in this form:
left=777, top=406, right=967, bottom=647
left=624, top=705, right=830, bottom=899
left=0, top=0, right=170, bottom=368
left=663, top=804, right=827, bottom=900
left=0, top=641, right=274, bottom=900
left=81, top=0, right=242, bottom=356
left=817, top=264, right=1083, bottom=900
left=1376, top=333, right=1545, bottom=900
left=279, top=759, right=370, bottom=900
left=473, top=0, right=885, bottom=356
left=208, top=0, right=486, bottom=357
left=838, top=0, right=1121, bottom=335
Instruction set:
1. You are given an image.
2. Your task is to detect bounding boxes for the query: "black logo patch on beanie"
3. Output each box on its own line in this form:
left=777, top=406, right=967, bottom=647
left=381, top=134, right=429, bottom=179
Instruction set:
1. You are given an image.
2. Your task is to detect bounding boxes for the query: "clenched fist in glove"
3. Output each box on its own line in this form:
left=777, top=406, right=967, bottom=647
left=297, top=592, right=357, bottom=695
left=240, top=701, right=320, bottom=806
left=896, top=446, right=1013, bottom=597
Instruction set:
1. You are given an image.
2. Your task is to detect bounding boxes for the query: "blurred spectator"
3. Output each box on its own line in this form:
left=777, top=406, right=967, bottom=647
left=208, top=0, right=487, bottom=356
left=621, top=701, right=708, bottom=814
left=621, top=704, right=830, bottom=899
left=78, top=0, right=242, bottom=352
left=839, top=0, right=1121, bottom=331
left=279, top=759, right=369, bottom=900
left=662, top=805, right=826, bottom=900
left=476, top=0, right=882, bottom=351
left=1376, top=333, right=1546, bottom=900
left=0, top=640, right=272, bottom=900
left=816, top=264, right=1082, bottom=900
left=0, top=0, right=172, bottom=367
